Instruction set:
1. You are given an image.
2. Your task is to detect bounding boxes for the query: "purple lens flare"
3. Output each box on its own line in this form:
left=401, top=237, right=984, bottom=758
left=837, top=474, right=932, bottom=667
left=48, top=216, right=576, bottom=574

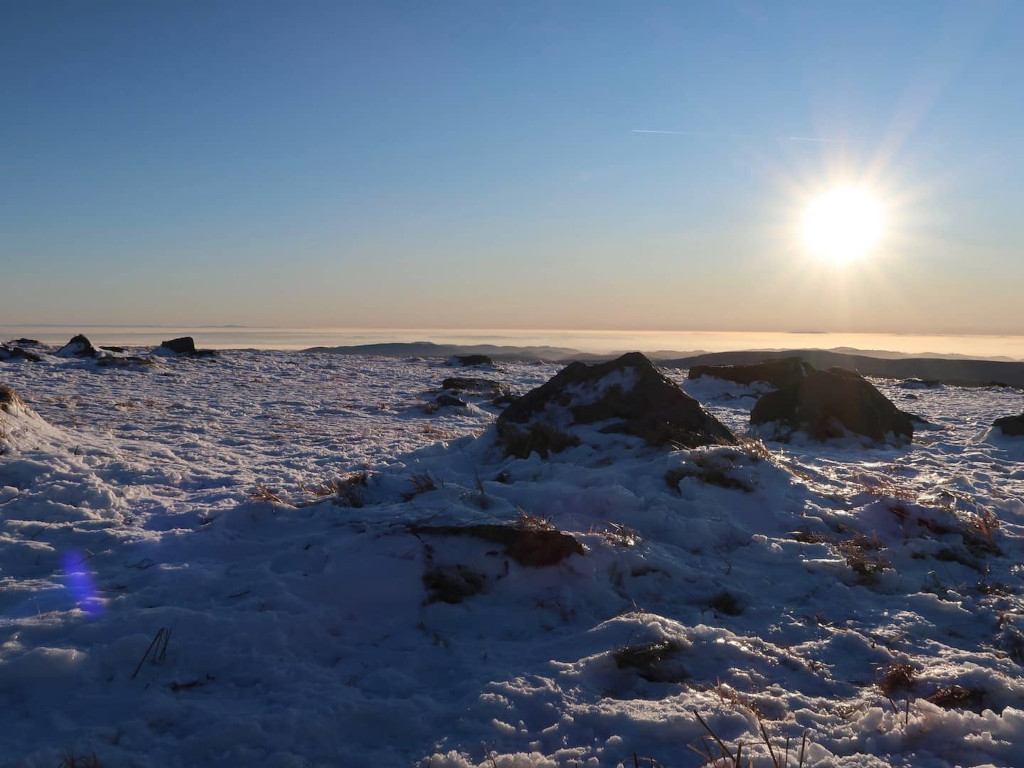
left=61, top=550, right=102, bottom=616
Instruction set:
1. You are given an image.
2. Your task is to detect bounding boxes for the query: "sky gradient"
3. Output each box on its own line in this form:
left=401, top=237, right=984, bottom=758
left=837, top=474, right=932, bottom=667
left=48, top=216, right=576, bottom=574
left=4, top=1, right=1023, bottom=334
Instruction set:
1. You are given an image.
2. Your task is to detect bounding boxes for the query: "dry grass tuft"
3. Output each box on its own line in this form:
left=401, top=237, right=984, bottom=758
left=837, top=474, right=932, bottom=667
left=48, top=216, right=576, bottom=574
left=836, top=539, right=890, bottom=581
left=603, top=521, right=641, bottom=547
left=711, top=680, right=761, bottom=717
left=689, top=709, right=808, bottom=768
left=421, top=422, right=459, bottom=439
left=248, top=484, right=285, bottom=504
left=879, top=662, right=916, bottom=696
left=302, top=472, right=368, bottom=507
left=612, top=638, right=688, bottom=682
left=792, top=529, right=832, bottom=545
left=977, top=581, right=1011, bottom=596
left=666, top=446, right=762, bottom=493
left=967, top=509, right=1000, bottom=550
left=403, top=471, right=440, bottom=501
left=0, top=384, right=25, bottom=411
left=926, top=684, right=985, bottom=710
left=515, top=508, right=554, bottom=531
left=469, top=471, right=490, bottom=510
left=737, top=437, right=774, bottom=463
left=855, top=475, right=916, bottom=502
left=795, top=528, right=890, bottom=583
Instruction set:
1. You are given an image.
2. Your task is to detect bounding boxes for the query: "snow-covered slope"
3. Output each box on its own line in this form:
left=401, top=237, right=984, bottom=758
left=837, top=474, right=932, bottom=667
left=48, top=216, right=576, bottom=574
left=1, top=351, right=1022, bottom=767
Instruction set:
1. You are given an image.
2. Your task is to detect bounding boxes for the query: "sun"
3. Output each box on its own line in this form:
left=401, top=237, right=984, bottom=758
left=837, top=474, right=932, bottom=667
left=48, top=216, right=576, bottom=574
left=801, top=187, right=885, bottom=264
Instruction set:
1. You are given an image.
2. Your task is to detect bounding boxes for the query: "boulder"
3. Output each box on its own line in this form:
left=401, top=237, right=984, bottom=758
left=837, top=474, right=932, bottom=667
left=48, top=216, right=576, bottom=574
left=441, top=376, right=503, bottom=397
left=434, top=394, right=468, bottom=409
left=159, top=337, right=197, bottom=354
left=751, top=367, right=913, bottom=442
left=0, top=344, right=42, bottom=363
left=157, top=337, right=216, bottom=357
left=95, top=356, right=155, bottom=369
left=450, top=354, right=493, bottom=367
left=498, top=351, right=736, bottom=452
left=902, top=410, right=929, bottom=426
left=56, top=334, right=98, bottom=358
left=993, top=413, right=1024, bottom=437
left=688, top=356, right=811, bottom=390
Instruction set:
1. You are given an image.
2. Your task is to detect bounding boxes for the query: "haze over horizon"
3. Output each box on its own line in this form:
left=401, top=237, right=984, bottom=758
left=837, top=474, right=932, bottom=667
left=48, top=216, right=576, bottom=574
left=5, top=323, right=1024, bottom=361
left=4, top=1, right=1023, bottom=335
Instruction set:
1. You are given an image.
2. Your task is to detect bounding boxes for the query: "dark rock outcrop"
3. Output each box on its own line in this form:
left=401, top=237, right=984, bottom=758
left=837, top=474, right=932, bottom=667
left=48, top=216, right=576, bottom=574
left=442, top=376, right=503, bottom=396
left=0, top=344, right=42, bottom=362
left=157, top=337, right=216, bottom=357
left=160, top=337, right=197, bottom=354
left=498, top=352, right=735, bottom=453
left=450, top=354, right=493, bottom=367
left=95, top=356, right=155, bottom=370
left=993, top=413, right=1024, bottom=437
left=56, top=334, right=98, bottom=358
left=688, top=356, right=811, bottom=390
left=434, top=394, right=468, bottom=409
left=751, top=367, right=913, bottom=442
left=902, top=411, right=929, bottom=427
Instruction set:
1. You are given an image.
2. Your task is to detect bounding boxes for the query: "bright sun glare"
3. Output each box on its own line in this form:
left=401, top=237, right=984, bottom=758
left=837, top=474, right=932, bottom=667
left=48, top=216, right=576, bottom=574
left=801, top=187, right=885, bottom=264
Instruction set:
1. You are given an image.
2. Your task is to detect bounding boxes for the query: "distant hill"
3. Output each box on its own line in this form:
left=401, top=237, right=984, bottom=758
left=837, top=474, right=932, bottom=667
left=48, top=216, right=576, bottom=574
left=303, top=341, right=581, bottom=361
left=661, top=349, right=1024, bottom=389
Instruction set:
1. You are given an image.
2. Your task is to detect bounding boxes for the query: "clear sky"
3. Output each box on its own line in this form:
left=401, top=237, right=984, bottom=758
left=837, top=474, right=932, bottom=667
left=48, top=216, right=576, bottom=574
left=3, top=1, right=1023, bottom=334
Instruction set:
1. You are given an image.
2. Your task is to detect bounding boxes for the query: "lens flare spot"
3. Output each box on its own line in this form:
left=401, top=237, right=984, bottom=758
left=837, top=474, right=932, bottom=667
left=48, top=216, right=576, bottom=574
left=62, top=551, right=102, bottom=616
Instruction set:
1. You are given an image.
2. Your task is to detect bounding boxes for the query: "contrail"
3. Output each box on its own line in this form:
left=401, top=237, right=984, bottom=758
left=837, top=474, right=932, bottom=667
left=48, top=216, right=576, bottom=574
left=789, top=136, right=861, bottom=144
left=631, top=129, right=713, bottom=136
left=632, top=129, right=862, bottom=144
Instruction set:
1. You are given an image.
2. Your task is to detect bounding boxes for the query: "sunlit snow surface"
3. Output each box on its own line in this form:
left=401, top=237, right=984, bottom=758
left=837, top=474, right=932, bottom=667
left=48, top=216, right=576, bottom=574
left=1, top=350, right=1023, bottom=767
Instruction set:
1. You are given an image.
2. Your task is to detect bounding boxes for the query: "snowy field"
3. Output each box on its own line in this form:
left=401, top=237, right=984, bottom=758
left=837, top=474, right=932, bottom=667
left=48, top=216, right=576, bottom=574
left=1, top=348, right=1023, bottom=767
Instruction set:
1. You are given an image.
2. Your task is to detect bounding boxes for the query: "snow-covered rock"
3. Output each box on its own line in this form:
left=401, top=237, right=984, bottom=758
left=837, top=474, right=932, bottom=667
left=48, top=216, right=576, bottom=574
left=497, top=351, right=736, bottom=455
left=992, top=412, right=1024, bottom=436
left=55, top=333, right=98, bottom=358
left=752, top=366, right=914, bottom=443
left=0, top=342, right=42, bottom=362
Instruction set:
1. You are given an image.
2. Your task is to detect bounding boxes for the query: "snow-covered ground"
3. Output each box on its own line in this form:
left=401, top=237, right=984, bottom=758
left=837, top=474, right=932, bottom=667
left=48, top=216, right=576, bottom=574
left=1, top=349, right=1023, bottom=767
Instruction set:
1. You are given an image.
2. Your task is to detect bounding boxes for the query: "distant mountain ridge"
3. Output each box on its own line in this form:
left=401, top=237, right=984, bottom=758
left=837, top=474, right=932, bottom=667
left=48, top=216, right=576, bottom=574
left=305, top=342, right=1024, bottom=388
left=663, top=349, right=1024, bottom=389
left=303, top=341, right=582, bottom=361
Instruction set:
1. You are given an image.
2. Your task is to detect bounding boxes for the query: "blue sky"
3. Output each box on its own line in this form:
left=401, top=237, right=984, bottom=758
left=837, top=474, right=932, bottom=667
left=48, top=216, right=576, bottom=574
left=3, top=1, right=1022, bottom=333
